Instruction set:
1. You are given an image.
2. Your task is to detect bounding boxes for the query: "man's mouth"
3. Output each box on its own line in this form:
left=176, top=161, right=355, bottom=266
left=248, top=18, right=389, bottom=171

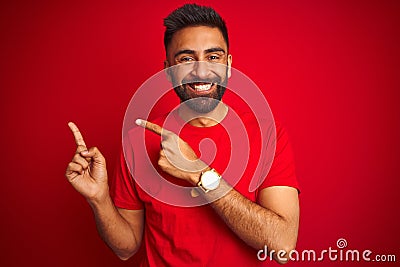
left=185, top=82, right=216, bottom=94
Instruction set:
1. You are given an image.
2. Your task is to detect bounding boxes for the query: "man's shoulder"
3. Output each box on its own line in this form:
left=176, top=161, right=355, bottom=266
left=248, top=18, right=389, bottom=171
left=228, top=108, right=277, bottom=132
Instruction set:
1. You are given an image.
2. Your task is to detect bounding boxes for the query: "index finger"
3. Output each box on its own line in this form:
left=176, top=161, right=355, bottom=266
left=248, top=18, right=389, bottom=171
left=135, top=119, right=170, bottom=136
left=68, top=122, right=87, bottom=148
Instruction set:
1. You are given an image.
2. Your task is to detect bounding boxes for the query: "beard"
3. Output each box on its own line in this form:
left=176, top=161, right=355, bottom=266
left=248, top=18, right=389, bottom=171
left=173, top=84, right=227, bottom=114
left=171, top=67, right=229, bottom=114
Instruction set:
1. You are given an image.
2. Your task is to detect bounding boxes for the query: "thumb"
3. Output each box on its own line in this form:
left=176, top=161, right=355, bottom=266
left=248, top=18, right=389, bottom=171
left=81, top=147, right=105, bottom=164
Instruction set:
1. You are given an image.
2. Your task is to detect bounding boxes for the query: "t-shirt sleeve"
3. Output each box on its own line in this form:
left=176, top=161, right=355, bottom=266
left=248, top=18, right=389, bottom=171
left=256, top=122, right=300, bottom=195
left=109, top=148, right=144, bottom=210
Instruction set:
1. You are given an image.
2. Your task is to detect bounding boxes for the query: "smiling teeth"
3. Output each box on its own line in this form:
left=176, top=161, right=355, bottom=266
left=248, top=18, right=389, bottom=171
left=194, top=83, right=212, bottom=91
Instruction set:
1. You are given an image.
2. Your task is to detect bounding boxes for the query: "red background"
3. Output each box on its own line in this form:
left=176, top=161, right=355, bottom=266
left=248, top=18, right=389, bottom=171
left=1, top=0, right=399, bottom=266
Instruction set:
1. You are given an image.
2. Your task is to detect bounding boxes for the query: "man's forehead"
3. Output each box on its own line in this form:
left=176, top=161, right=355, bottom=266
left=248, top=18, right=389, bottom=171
left=167, top=26, right=227, bottom=55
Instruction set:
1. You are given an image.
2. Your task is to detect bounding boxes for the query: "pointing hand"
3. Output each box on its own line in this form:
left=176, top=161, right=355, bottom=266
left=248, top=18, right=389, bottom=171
left=136, top=119, right=208, bottom=185
left=65, top=122, right=109, bottom=203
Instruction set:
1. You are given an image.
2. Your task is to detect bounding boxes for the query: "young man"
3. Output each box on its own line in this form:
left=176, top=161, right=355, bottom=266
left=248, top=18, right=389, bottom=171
left=65, top=4, right=299, bottom=266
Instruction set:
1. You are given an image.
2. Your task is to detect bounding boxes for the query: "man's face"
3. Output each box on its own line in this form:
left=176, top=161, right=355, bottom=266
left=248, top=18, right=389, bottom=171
left=165, top=26, right=232, bottom=113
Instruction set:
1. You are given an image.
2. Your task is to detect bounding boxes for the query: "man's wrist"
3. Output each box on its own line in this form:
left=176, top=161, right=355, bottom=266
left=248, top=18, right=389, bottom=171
left=190, top=169, right=227, bottom=199
left=187, top=166, right=212, bottom=186
left=87, top=187, right=112, bottom=208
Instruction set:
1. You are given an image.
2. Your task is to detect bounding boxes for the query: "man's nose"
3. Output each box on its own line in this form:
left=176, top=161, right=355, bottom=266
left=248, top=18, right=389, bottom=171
left=192, top=61, right=211, bottom=79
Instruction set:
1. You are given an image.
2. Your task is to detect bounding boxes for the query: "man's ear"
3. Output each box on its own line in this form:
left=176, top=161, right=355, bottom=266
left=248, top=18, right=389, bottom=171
left=227, top=54, right=233, bottom=78
left=164, top=60, right=172, bottom=82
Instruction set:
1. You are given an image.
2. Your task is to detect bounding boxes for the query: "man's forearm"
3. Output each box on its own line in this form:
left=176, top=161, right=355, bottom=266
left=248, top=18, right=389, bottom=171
left=88, top=194, right=141, bottom=260
left=204, top=179, right=298, bottom=255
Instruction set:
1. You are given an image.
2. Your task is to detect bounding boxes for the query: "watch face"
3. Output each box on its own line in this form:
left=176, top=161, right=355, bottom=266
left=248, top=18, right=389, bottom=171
left=202, top=170, right=220, bottom=190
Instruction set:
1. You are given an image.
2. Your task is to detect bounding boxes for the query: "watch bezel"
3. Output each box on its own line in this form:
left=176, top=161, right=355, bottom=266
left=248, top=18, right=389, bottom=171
left=199, top=169, right=221, bottom=191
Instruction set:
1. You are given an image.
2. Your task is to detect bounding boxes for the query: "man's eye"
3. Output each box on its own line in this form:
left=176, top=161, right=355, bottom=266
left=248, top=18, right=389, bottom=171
left=209, top=55, right=220, bottom=61
left=180, top=57, right=194, bottom=62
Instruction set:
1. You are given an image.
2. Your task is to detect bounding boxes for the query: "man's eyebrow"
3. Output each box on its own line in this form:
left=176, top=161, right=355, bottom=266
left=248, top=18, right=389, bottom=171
left=205, top=47, right=226, bottom=54
left=174, top=49, right=195, bottom=58
left=174, top=47, right=226, bottom=58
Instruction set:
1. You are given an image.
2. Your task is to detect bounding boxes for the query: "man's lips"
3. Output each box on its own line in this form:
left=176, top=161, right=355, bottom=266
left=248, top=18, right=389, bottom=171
left=185, top=82, right=217, bottom=95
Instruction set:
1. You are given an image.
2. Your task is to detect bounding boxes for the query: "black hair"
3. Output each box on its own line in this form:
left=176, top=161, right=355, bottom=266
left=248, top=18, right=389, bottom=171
left=163, top=4, right=229, bottom=53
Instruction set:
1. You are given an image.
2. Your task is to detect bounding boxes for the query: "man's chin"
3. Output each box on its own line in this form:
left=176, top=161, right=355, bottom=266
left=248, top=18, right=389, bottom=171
left=183, top=97, right=221, bottom=114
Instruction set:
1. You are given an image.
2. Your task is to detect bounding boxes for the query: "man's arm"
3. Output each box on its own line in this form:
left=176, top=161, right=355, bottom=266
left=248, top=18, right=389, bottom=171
left=139, top=119, right=299, bottom=264
left=65, top=122, right=144, bottom=260
left=89, top=196, right=144, bottom=260
left=205, top=181, right=299, bottom=264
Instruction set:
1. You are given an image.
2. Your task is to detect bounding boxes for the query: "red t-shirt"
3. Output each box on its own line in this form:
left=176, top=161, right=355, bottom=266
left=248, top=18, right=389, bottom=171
left=110, top=108, right=299, bottom=266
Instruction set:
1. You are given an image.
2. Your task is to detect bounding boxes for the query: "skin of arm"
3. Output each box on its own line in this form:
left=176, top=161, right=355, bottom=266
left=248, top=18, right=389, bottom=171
left=89, top=195, right=144, bottom=260
left=65, top=122, right=144, bottom=260
left=204, top=181, right=299, bottom=264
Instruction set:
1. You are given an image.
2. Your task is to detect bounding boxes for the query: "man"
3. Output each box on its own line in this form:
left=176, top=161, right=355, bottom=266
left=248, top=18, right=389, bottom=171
left=65, top=4, right=299, bottom=266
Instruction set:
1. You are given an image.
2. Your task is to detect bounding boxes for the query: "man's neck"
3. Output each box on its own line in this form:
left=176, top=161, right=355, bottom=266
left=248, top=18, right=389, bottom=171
left=178, top=102, right=228, bottom=127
